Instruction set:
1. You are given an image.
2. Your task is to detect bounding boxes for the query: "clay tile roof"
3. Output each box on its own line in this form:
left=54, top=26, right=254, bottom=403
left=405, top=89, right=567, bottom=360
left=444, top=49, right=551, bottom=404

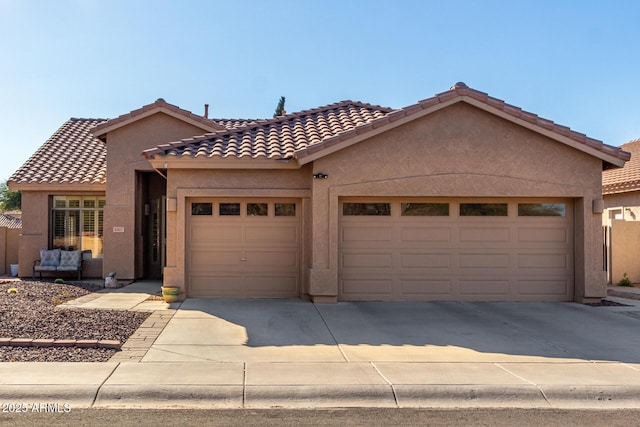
left=9, top=110, right=260, bottom=188
left=0, top=213, right=21, bottom=229
left=9, top=118, right=108, bottom=186
left=143, top=101, right=393, bottom=160
left=603, top=139, right=640, bottom=194
left=211, top=118, right=261, bottom=129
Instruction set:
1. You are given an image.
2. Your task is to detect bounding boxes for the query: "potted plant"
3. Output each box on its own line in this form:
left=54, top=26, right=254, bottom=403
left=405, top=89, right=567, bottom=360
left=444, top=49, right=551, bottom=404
left=161, top=286, right=180, bottom=303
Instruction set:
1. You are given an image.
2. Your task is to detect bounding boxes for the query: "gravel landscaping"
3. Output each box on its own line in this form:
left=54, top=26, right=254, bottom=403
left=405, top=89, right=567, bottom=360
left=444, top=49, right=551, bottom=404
left=0, top=280, right=150, bottom=362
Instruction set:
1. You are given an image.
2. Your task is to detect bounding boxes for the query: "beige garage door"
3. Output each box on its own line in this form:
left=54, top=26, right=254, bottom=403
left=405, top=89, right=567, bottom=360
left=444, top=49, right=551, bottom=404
left=339, top=198, right=573, bottom=301
left=187, top=199, right=300, bottom=297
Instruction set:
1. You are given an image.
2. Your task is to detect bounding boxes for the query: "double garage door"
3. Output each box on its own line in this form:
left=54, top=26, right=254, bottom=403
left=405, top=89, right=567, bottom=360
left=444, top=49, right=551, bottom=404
left=187, top=199, right=300, bottom=298
left=339, top=198, right=574, bottom=302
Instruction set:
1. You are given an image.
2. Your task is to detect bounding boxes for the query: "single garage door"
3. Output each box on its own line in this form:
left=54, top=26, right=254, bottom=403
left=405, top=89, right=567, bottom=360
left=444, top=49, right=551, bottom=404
left=187, top=199, right=300, bottom=297
left=339, top=198, right=573, bottom=301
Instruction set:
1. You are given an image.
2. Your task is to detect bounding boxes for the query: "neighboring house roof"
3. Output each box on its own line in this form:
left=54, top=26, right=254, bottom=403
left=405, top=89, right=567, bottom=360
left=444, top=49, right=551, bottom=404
left=9, top=118, right=108, bottom=186
left=0, top=213, right=22, bottom=229
left=603, top=139, right=640, bottom=194
left=92, top=98, right=229, bottom=139
left=143, top=83, right=630, bottom=168
left=142, top=100, right=393, bottom=160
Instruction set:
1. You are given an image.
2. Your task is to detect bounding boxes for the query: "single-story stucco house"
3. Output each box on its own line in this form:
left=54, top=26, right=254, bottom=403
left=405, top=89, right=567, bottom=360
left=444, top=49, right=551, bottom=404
left=602, top=138, right=640, bottom=284
left=8, top=83, right=630, bottom=303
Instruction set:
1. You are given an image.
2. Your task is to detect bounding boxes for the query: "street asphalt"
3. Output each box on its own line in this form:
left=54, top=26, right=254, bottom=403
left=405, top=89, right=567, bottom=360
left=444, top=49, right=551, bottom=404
left=1, top=281, right=640, bottom=410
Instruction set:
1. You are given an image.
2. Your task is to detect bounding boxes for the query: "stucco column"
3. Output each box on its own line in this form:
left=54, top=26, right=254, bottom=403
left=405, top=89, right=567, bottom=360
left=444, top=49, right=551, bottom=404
left=309, top=174, right=339, bottom=303
left=575, top=197, right=607, bottom=302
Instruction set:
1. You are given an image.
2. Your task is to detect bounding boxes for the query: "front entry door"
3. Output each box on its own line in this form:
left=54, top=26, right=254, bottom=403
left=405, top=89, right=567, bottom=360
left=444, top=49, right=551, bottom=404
left=145, top=197, right=165, bottom=279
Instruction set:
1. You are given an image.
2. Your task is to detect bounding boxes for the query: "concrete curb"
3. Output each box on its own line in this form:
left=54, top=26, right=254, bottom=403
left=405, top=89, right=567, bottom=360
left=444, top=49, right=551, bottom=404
left=0, top=385, right=100, bottom=408
left=392, top=385, right=549, bottom=408
left=5, top=383, right=638, bottom=409
left=244, top=385, right=397, bottom=408
left=540, top=385, right=640, bottom=409
left=94, top=385, right=243, bottom=409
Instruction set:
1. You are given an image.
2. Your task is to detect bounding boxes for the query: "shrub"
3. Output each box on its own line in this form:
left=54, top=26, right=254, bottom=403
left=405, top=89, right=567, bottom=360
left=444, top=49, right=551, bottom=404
left=54, top=278, right=64, bottom=284
left=618, top=273, right=633, bottom=287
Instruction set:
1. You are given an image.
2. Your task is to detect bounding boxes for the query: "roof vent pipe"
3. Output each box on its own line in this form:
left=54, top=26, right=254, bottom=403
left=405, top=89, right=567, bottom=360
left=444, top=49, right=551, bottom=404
left=204, top=104, right=209, bottom=119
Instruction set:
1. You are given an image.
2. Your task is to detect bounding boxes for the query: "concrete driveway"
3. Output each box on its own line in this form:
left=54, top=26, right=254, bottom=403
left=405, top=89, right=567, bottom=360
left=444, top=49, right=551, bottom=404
left=142, top=298, right=640, bottom=364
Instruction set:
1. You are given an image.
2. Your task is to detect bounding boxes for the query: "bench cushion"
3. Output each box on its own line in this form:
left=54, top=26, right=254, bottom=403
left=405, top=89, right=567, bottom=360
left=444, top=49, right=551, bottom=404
left=40, top=249, right=61, bottom=267
left=59, top=250, right=82, bottom=270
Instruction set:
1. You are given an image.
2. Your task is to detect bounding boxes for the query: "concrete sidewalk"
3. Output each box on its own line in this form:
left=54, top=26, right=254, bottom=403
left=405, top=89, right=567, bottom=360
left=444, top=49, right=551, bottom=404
left=2, top=285, right=640, bottom=409
left=1, top=360, right=639, bottom=409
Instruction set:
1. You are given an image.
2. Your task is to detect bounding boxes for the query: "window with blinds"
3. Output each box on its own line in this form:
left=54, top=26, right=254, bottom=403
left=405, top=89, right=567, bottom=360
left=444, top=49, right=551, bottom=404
left=51, top=196, right=105, bottom=257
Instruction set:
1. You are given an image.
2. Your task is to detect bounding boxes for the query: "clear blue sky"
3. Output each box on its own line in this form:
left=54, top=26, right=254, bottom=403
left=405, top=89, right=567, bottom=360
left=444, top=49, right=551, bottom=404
left=1, top=0, right=639, bottom=181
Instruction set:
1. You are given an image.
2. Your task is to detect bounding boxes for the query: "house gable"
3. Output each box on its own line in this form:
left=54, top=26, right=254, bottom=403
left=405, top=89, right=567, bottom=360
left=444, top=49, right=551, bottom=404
left=92, top=98, right=223, bottom=140
left=296, top=83, right=629, bottom=169
left=314, top=102, right=603, bottom=196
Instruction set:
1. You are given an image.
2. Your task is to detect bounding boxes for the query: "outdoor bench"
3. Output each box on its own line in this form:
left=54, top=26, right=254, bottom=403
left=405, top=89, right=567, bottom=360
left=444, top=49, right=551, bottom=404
left=33, top=249, right=84, bottom=280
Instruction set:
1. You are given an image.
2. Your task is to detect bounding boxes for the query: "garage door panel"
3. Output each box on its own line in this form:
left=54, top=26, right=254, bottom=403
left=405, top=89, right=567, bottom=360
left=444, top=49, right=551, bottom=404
left=518, top=253, right=568, bottom=269
left=518, top=280, right=568, bottom=296
left=342, top=226, right=392, bottom=242
left=191, top=225, right=242, bottom=244
left=246, top=225, right=298, bottom=244
left=342, top=252, right=393, bottom=268
left=245, top=277, right=297, bottom=295
left=245, top=250, right=298, bottom=268
left=400, top=280, right=452, bottom=295
left=459, top=280, right=510, bottom=295
left=342, top=279, right=392, bottom=296
left=459, top=227, right=510, bottom=242
left=190, top=275, right=243, bottom=297
left=400, top=227, right=452, bottom=242
left=191, top=250, right=243, bottom=269
left=400, top=253, right=451, bottom=268
left=518, top=227, right=568, bottom=243
left=459, top=253, right=510, bottom=269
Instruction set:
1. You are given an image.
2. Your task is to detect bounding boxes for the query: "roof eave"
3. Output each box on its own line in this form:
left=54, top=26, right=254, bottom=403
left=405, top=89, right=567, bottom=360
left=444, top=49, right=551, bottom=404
left=145, top=155, right=301, bottom=170
left=7, top=181, right=106, bottom=192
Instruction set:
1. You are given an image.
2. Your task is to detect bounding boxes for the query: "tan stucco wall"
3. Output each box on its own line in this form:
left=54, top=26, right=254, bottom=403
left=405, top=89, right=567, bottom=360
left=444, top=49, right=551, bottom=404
left=609, top=219, right=640, bottom=284
left=163, top=167, right=312, bottom=296
left=307, top=103, right=605, bottom=302
left=103, top=112, right=212, bottom=280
